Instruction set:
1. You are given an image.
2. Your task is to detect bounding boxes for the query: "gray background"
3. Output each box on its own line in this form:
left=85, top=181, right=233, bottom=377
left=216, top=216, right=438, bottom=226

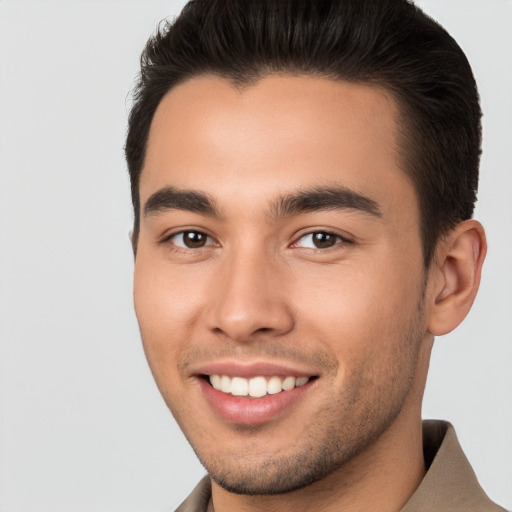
left=0, top=1, right=510, bottom=511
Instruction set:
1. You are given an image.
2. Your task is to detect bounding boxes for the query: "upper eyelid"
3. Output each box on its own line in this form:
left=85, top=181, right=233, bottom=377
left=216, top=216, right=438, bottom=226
left=291, top=229, right=352, bottom=244
left=158, top=227, right=352, bottom=247
left=162, top=231, right=219, bottom=252
left=160, top=227, right=216, bottom=243
left=292, top=233, right=341, bottom=248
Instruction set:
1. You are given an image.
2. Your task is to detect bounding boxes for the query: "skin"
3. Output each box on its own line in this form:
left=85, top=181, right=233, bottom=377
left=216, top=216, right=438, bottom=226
left=133, top=75, right=486, bottom=512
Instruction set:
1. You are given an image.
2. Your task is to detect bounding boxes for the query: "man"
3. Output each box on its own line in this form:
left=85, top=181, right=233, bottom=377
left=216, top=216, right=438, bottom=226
left=125, top=0, right=506, bottom=510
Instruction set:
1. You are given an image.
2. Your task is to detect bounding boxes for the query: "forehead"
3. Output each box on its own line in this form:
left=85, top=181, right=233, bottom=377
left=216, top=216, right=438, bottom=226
left=141, top=74, right=416, bottom=222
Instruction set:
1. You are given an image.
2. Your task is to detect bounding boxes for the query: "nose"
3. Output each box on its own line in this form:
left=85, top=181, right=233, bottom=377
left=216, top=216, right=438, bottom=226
left=205, top=249, right=295, bottom=342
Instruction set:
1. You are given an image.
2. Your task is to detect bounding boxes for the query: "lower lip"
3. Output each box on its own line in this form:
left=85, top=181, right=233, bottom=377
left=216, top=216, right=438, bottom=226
left=198, top=378, right=314, bottom=425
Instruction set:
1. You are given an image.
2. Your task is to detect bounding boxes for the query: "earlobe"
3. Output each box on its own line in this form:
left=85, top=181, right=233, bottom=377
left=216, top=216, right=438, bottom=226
left=427, top=220, right=487, bottom=336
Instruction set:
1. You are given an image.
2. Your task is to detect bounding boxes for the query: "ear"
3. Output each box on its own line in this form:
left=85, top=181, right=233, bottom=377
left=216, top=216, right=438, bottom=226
left=427, top=220, right=487, bottom=336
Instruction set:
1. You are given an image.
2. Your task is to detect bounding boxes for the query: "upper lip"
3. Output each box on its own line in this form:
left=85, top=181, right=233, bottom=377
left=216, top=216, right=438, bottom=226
left=191, top=360, right=320, bottom=379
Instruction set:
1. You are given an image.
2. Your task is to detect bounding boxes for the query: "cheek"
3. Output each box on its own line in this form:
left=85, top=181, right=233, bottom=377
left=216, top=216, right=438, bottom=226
left=133, top=256, right=193, bottom=389
left=133, top=250, right=204, bottom=336
left=298, top=266, right=424, bottom=423
left=290, top=258, right=423, bottom=358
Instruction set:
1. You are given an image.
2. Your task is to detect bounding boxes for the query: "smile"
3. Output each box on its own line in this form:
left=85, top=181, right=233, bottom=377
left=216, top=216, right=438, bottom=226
left=209, top=375, right=310, bottom=397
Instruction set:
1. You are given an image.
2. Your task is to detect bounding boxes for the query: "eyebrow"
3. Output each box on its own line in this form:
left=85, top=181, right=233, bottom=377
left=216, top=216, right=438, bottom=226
left=144, top=186, right=219, bottom=218
left=143, top=184, right=382, bottom=220
left=270, top=186, right=382, bottom=220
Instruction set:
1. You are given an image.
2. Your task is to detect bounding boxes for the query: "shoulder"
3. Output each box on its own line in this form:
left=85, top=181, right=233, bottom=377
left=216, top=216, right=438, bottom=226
left=400, top=420, right=507, bottom=512
left=174, top=476, right=211, bottom=512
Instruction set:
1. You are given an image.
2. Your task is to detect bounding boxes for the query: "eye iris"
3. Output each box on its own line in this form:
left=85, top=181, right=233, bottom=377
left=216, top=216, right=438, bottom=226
left=183, top=231, right=206, bottom=248
left=313, top=232, right=336, bottom=248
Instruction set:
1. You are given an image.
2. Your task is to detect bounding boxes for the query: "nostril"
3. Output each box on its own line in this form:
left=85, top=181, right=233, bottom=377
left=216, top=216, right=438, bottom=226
left=206, top=299, right=295, bottom=341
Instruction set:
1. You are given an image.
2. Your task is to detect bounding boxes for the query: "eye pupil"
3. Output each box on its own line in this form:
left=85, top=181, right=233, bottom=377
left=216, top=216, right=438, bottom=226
left=184, top=231, right=206, bottom=248
left=313, top=232, right=336, bottom=248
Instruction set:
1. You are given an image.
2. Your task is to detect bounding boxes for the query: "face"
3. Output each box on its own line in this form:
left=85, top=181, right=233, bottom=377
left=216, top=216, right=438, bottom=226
left=134, top=75, right=430, bottom=494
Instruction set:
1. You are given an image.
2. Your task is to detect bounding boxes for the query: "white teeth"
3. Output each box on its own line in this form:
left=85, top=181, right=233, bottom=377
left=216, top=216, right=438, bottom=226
left=220, top=375, right=231, bottom=393
left=231, top=377, right=249, bottom=396
left=210, top=374, right=222, bottom=390
left=296, top=376, right=309, bottom=387
left=249, top=376, right=267, bottom=398
left=209, top=375, right=311, bottom=397
left=267, top=376, right=282, bottom=394
left=281, top=376, right=296, bottom=391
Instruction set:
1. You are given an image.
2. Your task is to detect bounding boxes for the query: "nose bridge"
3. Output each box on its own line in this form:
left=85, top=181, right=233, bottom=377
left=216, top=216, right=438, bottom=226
left=207, top=242, right=293, bottom=341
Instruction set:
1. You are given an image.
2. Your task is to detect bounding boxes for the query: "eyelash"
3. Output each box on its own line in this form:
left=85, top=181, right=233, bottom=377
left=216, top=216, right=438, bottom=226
left=160, top=229, right=351, bottom=253
left=292, top=231, right=350, bottom=250
left=161, top=230, right=217, bottom=251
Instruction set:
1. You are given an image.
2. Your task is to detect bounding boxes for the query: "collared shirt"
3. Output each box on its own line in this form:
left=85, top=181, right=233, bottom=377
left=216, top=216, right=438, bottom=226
left=175, top=420, right=507, bottom=512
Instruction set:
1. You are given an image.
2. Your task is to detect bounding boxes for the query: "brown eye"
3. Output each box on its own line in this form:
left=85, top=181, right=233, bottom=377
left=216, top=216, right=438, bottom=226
left=295, top=231, right=343, bottom=249
left=183, top=231, right=207, bottom=248
left=171, top=231, right=213, bottom=249
left=312, top=232, right=338, bottom=248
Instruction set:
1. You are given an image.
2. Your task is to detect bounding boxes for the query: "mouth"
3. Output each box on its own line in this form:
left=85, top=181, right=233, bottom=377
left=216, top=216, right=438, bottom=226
left=197, top=369, right=318, bottom=425
left=206, top=374, right=312, bottom=398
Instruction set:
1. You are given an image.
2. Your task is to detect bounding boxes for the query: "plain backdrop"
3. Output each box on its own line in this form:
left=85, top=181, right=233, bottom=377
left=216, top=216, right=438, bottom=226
left=0, top=1, right=510, bottom=511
